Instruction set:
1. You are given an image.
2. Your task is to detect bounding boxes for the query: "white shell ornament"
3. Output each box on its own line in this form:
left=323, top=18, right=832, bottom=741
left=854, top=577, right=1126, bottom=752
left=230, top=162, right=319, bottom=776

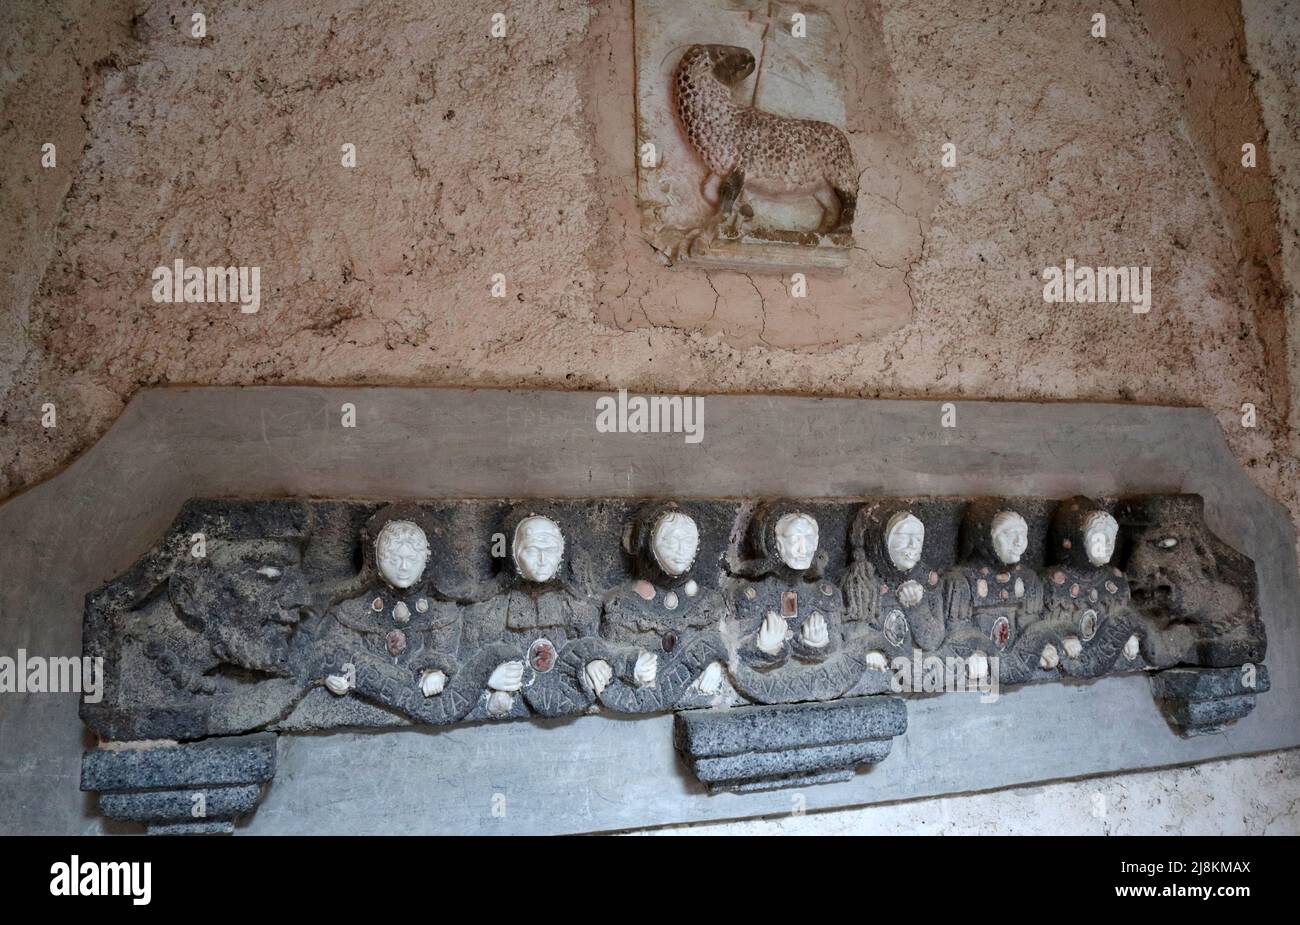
left=883, top=609, right=909, bottom=648
left=487, top=691, right=514, bottom=716
left=325, top=674, right=351, bottom=696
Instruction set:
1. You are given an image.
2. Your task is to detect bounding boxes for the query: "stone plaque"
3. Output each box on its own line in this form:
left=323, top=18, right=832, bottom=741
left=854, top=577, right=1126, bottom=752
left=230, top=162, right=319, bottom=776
left=77, top=490, right=1268, bottom=830
left=636, top=0, right=858, bottom=270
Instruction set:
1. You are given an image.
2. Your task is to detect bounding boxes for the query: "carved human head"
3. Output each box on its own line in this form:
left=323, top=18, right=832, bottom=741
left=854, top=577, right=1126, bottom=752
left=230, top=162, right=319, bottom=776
left=885, top=511, right=925, bottom=572
left=374, top=520, right=430, bottom=589
left=775, top=512, right=819, bottom=571
left=513, top=515, right=565, bottom=583
left=1083, top=510, right=1119, bottom=566
left=170, top=540, right=313, bottom=675
left=651, top=511, right=699, bottom=577
left=990, top=511, right=1029, bottom=565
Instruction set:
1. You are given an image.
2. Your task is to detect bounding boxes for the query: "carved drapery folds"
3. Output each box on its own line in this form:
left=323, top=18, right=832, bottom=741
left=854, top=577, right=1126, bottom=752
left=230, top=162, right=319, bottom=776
left=80, top=494, right=1269, bottom=827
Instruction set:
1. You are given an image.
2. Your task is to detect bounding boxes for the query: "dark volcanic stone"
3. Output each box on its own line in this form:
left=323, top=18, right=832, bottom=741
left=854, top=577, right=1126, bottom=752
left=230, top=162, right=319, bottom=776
left=99, top=784, right=265, bottom=824
left=1150, top=665, right=1270, bottom=700
left=146, top=820, right=236, bottom=835
left=675, top=696, right=906, bottom=793
left=674, top=696, right=908, bottom=757
left=81, top=734, right=276, bottom=792
left=691, top=739, right=894, bottom=782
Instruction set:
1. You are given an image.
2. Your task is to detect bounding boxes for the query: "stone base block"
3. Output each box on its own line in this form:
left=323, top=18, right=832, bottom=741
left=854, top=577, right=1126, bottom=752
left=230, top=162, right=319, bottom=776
left=1151, top=665, right=1270, bottom=736
left=82, top=733, right=276, bottom=834
left=674, top=696, right=907, bottom=793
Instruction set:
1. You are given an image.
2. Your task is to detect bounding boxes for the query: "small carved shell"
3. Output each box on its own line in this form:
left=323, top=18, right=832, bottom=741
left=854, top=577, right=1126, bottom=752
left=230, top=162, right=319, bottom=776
left=883, top=610, right=908, bottom=648
left=487, top=691, right=514, bottom=716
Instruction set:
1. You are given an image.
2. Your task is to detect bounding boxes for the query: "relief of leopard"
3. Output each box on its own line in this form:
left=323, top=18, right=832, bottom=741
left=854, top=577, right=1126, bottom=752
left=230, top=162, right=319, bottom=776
left=672, top=43, right=858, bottom=254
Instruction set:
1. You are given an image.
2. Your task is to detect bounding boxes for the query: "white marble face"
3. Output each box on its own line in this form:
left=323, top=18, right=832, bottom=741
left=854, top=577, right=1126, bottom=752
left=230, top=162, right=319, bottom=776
left=1083, top=511, right=1119, bottom=566
left=775, top=512, right=818, bottom=570
left=513, top=516, right=565, bottom=583
left=374, top=520, right=429, bottom=589
left=990, top=511, right=1029, bottom=565
left=651, top=511, right=699, bottom=577
left=885, top=511, right=924, bottom=571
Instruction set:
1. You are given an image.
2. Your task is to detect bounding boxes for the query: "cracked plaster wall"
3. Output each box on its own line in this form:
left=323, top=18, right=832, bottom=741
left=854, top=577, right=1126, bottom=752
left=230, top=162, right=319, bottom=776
left=1, top=0, right=1298, bottom=835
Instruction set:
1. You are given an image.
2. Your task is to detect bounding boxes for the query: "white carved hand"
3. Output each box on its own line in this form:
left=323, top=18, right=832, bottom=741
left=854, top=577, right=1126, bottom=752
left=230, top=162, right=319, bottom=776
left=634, top=651, right=658, bottom=687
left=488, top=660, right=525, bottom=692
left=898, top=580, right=924, bottom=607
left=324, top=673, right=352, bottom=696
left=757, top=612, right=788, bottom=655
left=800, top=612, right=829, bottom=648
left=968, top=651, right=990, bottom=681
left=585, top=659, right=613, bottom=694
left=1063, top=636, right=1083, bottom=659
left=864, top=650, right=890, bottom=672
left=696, top=661, right=725, bottom=695
left=1039, top=644, right=1060, bottom=670
left=1123, top=633, right=1140, bottom=660
left=420, top=669, right=447, bottom=697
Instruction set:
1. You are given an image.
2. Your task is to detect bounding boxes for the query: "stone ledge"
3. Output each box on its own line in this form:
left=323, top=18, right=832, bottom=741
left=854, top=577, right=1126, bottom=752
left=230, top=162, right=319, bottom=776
left=675, top=696, right=906, bottom=793
left=1151, top=666, right=1271, bottom=735
left=81, top=733, right=276, bottom=833
left=81, top=733, right=276, bottom=792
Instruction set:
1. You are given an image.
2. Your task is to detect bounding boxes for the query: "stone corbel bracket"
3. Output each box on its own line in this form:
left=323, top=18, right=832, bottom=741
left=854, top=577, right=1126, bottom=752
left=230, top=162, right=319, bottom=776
left=1151, top=666, right=1272, bottom=736
left=81, top=734, right=275, bottom=834
left=674, top=696, right=908, bottom=793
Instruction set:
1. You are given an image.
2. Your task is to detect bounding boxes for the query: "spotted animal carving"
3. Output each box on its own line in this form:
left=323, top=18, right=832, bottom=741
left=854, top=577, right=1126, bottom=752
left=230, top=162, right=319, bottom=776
left=672, top=43, right=858, bottom=252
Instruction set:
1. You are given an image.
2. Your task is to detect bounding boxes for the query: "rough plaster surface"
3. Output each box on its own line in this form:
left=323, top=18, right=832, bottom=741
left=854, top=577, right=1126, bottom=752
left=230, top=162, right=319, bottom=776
left=1242, top=0, right=1300, bottom=454
left=0, top=0, right=132, bottom=435
left=1, top=1, right=1294, bottom=517
left=630, top=748, right=1300, bottom=835
left=1, top=0, right=1298, bottom=835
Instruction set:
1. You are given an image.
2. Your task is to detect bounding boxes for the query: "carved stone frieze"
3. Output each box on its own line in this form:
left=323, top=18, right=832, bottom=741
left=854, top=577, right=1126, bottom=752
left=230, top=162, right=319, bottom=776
left=80, top=493, right=1268, bottom=826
